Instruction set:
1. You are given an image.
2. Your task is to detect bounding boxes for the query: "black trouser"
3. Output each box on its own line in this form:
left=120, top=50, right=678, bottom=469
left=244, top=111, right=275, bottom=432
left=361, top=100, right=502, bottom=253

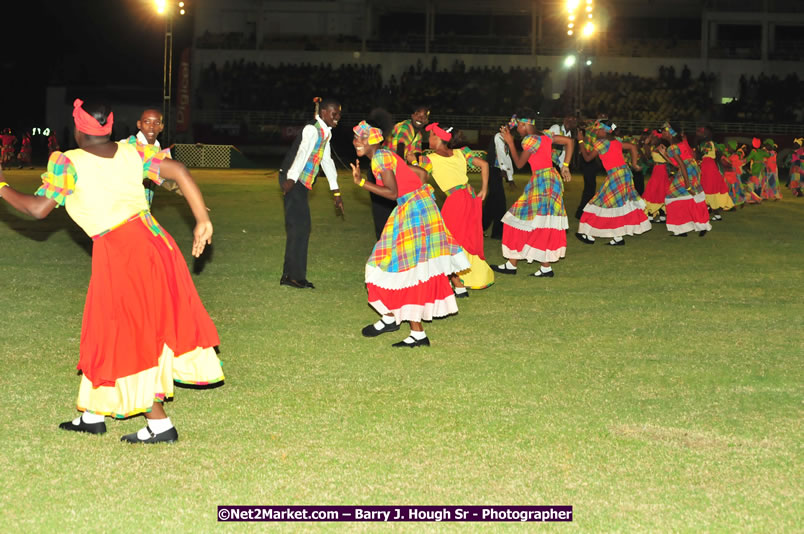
left=575, top=158, right=602, bottom=219
left=482, top=166, right=507, bottom=239
left=282, top=181, right=311, bottom=281
left=632, top=168, right=645, bottom=196
left=369, top=180, right=396, bottom=240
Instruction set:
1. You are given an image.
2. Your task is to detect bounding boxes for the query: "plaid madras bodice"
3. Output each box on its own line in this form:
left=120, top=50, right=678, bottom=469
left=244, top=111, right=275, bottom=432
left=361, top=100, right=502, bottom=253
left=596, top=139, right=626, bottom=171
left=524, top=134, right=553, bottom=172
left=298, top=122, right=330, bottom=190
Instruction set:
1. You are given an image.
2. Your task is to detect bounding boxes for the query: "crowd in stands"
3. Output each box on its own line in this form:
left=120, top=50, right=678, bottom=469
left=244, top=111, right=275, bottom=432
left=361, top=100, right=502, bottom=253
left=576, top=66, right=717, bottom=122
left=196, top=60, right=801, bottom=125
left=722, top=73, right=804, bottom=123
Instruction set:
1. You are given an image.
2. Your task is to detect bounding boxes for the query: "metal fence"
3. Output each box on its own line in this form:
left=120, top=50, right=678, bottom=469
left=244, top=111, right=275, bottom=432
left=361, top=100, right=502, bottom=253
left=192, top=110, right=803, bottom=136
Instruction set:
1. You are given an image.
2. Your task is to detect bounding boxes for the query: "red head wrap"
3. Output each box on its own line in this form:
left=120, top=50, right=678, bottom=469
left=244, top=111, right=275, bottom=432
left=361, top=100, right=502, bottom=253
left=72, top=99, right=114, bottom=136
left=751, top=138, right=760, bottom=149
left=426, top=122, right=452, bottom=142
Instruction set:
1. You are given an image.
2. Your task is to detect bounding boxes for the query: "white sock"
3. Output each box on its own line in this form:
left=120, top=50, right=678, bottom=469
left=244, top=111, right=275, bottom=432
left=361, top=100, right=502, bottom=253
left=505, top=260, right=517, bottom=270
left=410, top=330, right=427, bottom=340
left=583, top=234, right=595, bottom=241
left=613, top=236, right=623, bottom=242
left=454, top=287, right=468, bottom=294
left=82, top=412, right=105, bottom=424
left=540, top=265, right=552, bottom=273
left=382, top=315, right=395, bottom=324
left=138, top=417, right=173, bottom=439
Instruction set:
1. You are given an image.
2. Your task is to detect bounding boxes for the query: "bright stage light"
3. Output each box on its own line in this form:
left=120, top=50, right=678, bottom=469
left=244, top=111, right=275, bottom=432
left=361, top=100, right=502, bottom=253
left=568, top=23, right=574, bottom=28
left=582, top=22, right=595, bottom=37
left=154, top=0, right=166, bottom=14
left=564, top=55, right=577, bottom=67
left=586, top=59, right=593, bottom=66
left=180, top=8, right=185, bottom=14
left=179, top=1, right=184, bottom=6
left=567, top=30, right=574, bottom=36
left=567, top=0, right=579, bottom=12
left=569, top=14, right=575, bottom=20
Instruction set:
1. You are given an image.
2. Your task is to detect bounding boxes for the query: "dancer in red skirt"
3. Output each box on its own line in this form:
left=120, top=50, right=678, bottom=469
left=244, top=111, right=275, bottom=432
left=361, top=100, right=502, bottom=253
left=657, top=122, right=711, bottom=237
left=491, top=111, right=574, bottom=277
left=0, top=99, right=222, bottom=443
left=351, top=112, right=469, bottom=348
left=576, top=120, right=651, bottom=246
left=16, top=132, right=33, bottom=169
left=419, top=122, right=493, bottom=293
left=642, top=130, right=672, bottom=222
left=696, top=126, right=733, bottom=220
left=790, top=138, right=804, bottom=197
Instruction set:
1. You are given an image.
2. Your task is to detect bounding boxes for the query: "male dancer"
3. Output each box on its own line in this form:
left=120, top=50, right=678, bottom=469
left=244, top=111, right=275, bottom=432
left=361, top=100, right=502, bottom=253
left=122, top=108, right=179, bottom=206
left=483, top=118, right=516, bottom=240
left=279, top=98, right=343, bottom=289
left=364, top=105, right=431, bottom=239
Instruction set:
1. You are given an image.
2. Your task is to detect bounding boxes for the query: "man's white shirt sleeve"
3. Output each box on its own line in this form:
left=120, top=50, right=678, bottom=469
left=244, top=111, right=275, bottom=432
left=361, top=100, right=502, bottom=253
left=494, top=133, right=514, bottom=181
left=285, top=125, right=317, bottom=183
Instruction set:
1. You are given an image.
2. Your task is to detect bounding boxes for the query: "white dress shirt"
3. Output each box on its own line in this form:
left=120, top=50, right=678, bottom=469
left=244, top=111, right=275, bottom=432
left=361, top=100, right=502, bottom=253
left=548, top=123, right=571, bottom=166
left=286, top=117, right=339, bottom=190
left=493, top=133, right=514, bottom=182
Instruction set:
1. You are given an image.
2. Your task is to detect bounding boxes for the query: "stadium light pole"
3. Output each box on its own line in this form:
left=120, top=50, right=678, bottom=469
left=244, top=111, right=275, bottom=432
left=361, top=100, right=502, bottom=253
left=155, top=0, right=187, bottom=147
left=567, top=0, right=595, bottom=118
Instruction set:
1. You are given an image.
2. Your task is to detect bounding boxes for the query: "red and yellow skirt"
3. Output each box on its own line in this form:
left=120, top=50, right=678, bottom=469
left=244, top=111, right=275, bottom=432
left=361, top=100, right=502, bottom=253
left=77, top=212, right=222, bottom=418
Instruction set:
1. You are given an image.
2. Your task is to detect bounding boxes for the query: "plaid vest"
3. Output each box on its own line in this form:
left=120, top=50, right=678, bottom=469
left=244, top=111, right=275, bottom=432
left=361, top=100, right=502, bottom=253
left=298, top=122, right=329, bottom=190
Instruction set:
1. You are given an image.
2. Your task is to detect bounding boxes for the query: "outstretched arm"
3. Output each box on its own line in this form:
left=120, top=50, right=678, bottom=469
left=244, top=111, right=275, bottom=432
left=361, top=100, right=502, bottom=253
left=0, top=166, right=57, bottom=219
left=158, top=159, right=212, bottom=257
left=350, top=160, right=398, bottom=201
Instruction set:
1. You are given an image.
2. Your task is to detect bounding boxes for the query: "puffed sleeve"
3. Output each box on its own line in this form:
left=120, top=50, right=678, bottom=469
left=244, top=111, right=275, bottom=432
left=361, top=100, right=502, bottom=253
left=35, top=151, right=77, bottom=207
left=521, top=135, right=542, bottom=154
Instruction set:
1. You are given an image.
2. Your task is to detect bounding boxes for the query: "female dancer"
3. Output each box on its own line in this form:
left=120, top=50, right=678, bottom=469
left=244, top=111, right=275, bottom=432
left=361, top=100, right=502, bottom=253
left=491, top=110, right=574, bottom=277
left=657, top=122, right=711, bottom=236
left=721, top=141, right=746, bottom=208
left=789, top=138, right=804, bottom=197
left=745, top=138, right=768, bottom=202
left=642, top=130, right=672, bottom=222
left=0, top=99, right=222, bottom=443
left=697, top=126, right=733, bottom=219
left=352, top=113, right=469, bottom=348
left=576, top=120, right=651, bottom=246
left=761, top=139, right=782, bottom=200
left=419, top=122, right=493, bottom=292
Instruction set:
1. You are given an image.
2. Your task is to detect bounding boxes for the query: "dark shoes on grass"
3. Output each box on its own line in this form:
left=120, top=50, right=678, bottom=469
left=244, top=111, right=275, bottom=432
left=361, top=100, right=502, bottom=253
left=575, top=233, right=595, bottom=245
left=392, top=336, right=431, bottom=348
left=121, top=426, right=179, bottom=444
left=280, top=276, right=315, bottom=289
left=59, top=419, right=107, bottom=435
left=490, top=264, right=517, bottom=275
left=362, top=321, right=400, bottom=337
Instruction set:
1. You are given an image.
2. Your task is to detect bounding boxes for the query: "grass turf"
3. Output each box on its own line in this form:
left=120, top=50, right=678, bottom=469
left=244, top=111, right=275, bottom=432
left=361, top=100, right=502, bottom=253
left=0, top=166, right=801, bottom=532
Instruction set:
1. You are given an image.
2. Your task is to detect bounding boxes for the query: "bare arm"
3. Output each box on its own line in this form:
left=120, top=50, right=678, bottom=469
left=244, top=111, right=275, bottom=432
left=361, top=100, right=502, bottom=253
left=158, top=158, right=212, bottom=257
left=622, top=142, right=641, bottom=171
left=553, top=135, right=574, bottom=182
left=500, top=127, right=529, bottom=169
left=0, top=167, right=57, bottom=219
left=350, top=160, right=398, bottom=201
left=468, top=155, right=489, bottom=200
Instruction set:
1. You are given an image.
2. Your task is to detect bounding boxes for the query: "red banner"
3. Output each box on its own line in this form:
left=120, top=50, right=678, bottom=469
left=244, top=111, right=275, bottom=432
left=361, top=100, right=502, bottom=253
left=176, top=48, right=191, bottom=133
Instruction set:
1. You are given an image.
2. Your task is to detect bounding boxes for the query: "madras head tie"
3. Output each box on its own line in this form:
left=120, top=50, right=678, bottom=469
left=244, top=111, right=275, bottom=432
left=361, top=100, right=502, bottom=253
left=794, top=137, right=804, bottom=146
left=517, top=116, right=536, bottom=126
left=426, top=122, right=453, bottom=142
left=507, top=115, right=518, bottom=129
left=313, top=97, right=322, bottom=118
left=661, top=122, right=676, bottom=137
left=352, top=120, right=384, bottom=145
left=72, top=99, right=113, bottom=136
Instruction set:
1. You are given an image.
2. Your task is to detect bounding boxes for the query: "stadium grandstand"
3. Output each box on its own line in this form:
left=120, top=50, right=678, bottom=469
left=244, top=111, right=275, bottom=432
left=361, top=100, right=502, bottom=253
left=76, top=0, right=804, bottom=153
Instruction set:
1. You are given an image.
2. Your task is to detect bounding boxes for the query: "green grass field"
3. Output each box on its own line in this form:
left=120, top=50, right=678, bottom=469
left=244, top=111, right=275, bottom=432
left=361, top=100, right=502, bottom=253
left=0, top=166, right=801, bottom=532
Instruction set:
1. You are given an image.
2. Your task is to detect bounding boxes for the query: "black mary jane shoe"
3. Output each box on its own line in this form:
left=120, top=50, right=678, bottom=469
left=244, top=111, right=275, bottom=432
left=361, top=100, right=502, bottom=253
left=490, top=264, right=517, bottom=275
left=531, top=270, right=555, bottom=278
left=575, top=232, right=595, bottom=245
left=392, top=336, right=431, bottom=348
left=362, top=321, right=400, bottom=337
left=699, top=230, right=708, bottom=237
left=608, top=239, right=625, bottom=246
left=120, top=425, right=178, bottom=444
left=59, top=418, right=107, bottom=435
left=454, top=290, right=469, bottom=298
left=673, top=232, right=688, bottom=237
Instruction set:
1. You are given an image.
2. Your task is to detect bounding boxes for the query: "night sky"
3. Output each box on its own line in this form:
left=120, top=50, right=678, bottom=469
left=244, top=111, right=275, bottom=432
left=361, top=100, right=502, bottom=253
left=3, top=0, right=192, bottom=130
